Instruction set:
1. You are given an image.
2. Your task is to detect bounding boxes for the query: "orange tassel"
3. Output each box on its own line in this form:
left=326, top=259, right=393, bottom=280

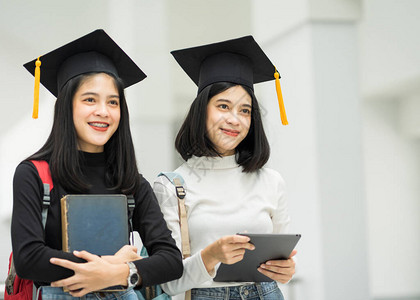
left=274, top=69, right=288, bottom=125
left=32, top=57, right=41, bottom=119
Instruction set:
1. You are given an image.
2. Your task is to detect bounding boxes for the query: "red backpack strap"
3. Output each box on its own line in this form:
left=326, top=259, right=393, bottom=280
left=30, top=160, right=52, bottom=229
left=31, top=160, right=53, bottom=191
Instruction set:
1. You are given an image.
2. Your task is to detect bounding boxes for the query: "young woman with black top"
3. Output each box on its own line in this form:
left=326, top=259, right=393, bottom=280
left=11, top=29, right=183, bottom=299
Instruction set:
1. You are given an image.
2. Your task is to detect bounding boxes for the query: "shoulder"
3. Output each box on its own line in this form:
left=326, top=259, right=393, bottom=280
left=14, top=160, right=40, bottom=181
left=153, top=174, right=176, bottom=204
left=153, top=170, right=186, bottom=207
left=257, top=167, right=286, bottom=188
left=13, top=160, right=45, bottom=198
left=133, top=174, right=155, bottom=200
left=154, top=162, right=188, bottom=189
left=137, top=173, right=152, bottom=188
left=153, top=174, right=172, bottom=189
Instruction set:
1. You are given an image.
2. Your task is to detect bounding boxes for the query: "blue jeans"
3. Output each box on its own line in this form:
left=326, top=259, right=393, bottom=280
left=41, top=286, right=138, bottom=300
left=191, top=282, right=284, bottom=300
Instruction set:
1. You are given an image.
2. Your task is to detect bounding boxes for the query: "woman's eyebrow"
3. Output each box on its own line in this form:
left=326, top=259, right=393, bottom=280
left=79, top=92, right=119, bottom=98
left=80, top=92, right=99, bottom=97
left=215, top=98, right=232, bottom=103
left=241, top=103, right=252, bottom=109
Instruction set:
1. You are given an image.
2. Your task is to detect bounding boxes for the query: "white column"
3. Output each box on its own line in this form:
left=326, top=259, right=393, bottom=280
left=252, top=1, right=368, bottom=300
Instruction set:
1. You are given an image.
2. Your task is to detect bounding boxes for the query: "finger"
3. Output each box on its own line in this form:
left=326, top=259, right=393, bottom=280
left=224, top=253, right=246, bottom=265
left=230, top=235, right=251, bottom=244
left=65, top=283, right=85, bottom=291
left=220, top=243, right=253, bottom=258
left=260, top=263, right=293, bottom=275
left=242, top=242, right=255, bottom=251
left=128, top=245, right=138, bottom=253
left=230, top=248, right=246, bottom=259
left=226, top=242, right=255, bottom=253
left=50, top=258, right=79, bottom=271
left=289, top=249, right=297, bottom=258
left=257, top=267, right=292, bottom=283
left=119, top=245, right=138, bottom=253
left=130, top=255, right=142, bottom=262
left=69, top=288, right=89, bottom=297
left=264, top=259, right=294, bottom=268
left=51, top=276, right=76, bottom=288
left=73, top=250, right=100, bottom=262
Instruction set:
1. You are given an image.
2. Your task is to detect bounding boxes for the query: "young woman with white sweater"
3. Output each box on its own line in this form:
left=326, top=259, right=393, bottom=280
left=153, top=36, right=296, bottom=300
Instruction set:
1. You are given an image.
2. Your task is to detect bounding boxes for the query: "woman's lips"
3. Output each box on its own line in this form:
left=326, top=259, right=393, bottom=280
left=221, top=128, right=240, bottom=137
left=88, top=122, right=109, bottom=132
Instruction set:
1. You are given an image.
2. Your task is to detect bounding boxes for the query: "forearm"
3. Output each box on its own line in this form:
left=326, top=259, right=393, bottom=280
left=200, top=246, right=219, bottom=274
left=14, top=246, right=84, bottom=282
left=132, top=247, right=182, bottom=287
left=161, top=251, right=214, bottom=295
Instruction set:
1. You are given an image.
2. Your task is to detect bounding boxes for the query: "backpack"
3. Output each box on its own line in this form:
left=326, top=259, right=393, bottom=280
left=5, top=160, right=53, bottom=300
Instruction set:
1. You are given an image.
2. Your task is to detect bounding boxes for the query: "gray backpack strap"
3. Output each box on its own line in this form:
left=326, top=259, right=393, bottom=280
left=34, top=180, right=51, bottom=299
left=41, top=183, right=51, bottom=229
left=127, top=195, right=135, bottom=245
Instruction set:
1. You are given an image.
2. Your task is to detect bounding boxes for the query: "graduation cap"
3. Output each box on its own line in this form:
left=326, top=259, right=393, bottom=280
left=171, top=35, right=288, bottom=125
left=24, top=29, right=146, bottom=119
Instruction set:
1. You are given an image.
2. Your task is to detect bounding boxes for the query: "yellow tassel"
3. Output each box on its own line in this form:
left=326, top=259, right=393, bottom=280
left=32, top=57, right=41, bottom=119
left=274, top=69, right=288, bottom=125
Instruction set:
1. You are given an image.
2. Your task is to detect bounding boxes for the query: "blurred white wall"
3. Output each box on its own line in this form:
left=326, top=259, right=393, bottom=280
left=1, top=1, right=419, bottom=300
left=359, top=1, right=420, bottom=299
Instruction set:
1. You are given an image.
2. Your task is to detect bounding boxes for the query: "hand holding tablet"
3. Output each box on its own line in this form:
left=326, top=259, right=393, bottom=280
left=258, top=248, right=297, bottom=284
left=201, top=234, right=255, bottom=274
left=213, top=233, right=301, bottom=282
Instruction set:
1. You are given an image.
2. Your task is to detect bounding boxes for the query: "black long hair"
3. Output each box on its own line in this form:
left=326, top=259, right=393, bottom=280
left=175, top=82, right=270, bottom=172
left=27, top=72, right=140, bottom=194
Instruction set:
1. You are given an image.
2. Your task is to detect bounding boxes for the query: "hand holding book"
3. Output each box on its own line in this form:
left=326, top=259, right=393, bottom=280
left=50, top=249, right=138, bottom=297
left=52, top=194, right=140, bottom=296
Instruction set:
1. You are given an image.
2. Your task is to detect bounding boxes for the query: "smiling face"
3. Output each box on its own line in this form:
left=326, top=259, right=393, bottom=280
left=72, top=73, right=120, bottom=153
left=206, top=85, right=252, bottom=156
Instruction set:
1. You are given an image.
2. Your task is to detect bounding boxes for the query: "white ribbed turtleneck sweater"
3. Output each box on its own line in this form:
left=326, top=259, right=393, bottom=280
left=153, top=155, right=290, bottom=297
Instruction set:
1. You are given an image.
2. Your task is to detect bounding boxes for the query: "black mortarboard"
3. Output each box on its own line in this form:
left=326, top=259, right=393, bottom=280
left=24, top=29, right=146, bottom=119
left=171, top=35, right=288, bottom=125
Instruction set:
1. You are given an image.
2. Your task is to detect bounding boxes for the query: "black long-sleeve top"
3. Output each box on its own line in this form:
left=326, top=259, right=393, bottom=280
left=11, top=152, right=183, bottom=287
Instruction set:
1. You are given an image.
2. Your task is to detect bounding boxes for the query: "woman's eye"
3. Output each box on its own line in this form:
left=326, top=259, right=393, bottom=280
left=218, top=104, right=229, bottom=110
left=84, top=98, right=95, bottom=103
left=241, top=108, right=251, bottom=115
left=109, top=100, right=119, bottom=106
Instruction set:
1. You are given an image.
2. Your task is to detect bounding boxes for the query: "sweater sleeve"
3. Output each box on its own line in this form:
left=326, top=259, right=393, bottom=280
left=152, top=176, right=214, bottom=296
left=270, top=170, right=290, bottom=234
left=131, top=176, right=183, bottom=287
left=11, top=162, right=85, bottom=283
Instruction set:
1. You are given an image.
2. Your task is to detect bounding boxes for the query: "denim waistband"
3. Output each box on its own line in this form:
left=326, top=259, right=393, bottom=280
left=40, top=286, right=137, bottom=300
left=191, top=281, right=284, bottom=300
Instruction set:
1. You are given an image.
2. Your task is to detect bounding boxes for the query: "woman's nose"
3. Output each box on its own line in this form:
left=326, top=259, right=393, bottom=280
left=225, top=112, right=240, bottom=125
left=94, top=102, right=109, bottom=117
